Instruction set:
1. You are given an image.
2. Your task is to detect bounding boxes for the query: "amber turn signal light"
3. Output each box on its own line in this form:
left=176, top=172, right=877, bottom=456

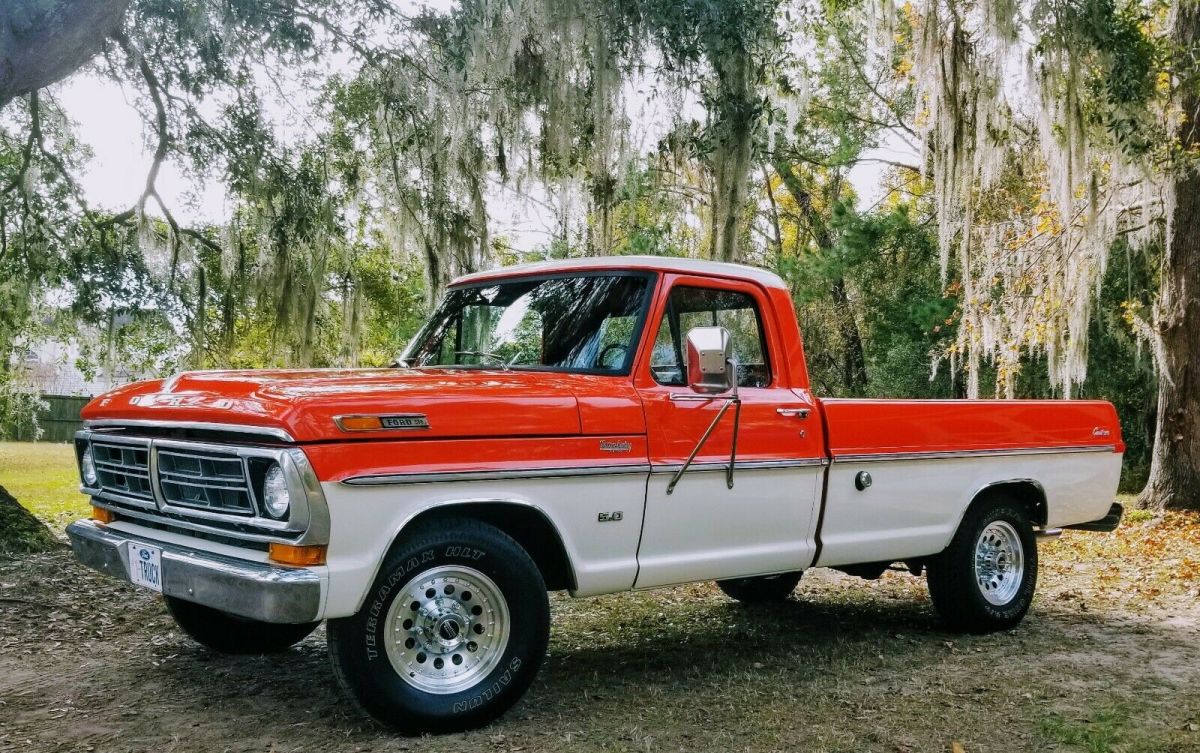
left=268, top=543, right=327, bottom=566
left=91, top=505, right=116, bottom=524
left=335, top=415, right=383, bottom=431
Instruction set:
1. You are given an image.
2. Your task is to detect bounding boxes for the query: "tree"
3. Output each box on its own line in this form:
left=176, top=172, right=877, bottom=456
left=860, top=0, right=1200, bottom=508
left=1139, top=0, right=1200, bottom=511
left=0, top=0, right=132, bottom=109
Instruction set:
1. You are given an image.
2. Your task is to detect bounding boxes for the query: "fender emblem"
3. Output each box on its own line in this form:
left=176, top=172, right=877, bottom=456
left=1092, top=427, right=1111, bottom=438
left=598, top=511, right=624, bottom=522
left=335, top=414, right=430, bottom=431
left=599, top=440, right=632, bottom=453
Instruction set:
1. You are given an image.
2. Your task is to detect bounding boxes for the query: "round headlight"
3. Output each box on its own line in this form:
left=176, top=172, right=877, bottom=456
left=261, top=463, right=291, bottom=519
left=81, top=446, right=98, bottom=487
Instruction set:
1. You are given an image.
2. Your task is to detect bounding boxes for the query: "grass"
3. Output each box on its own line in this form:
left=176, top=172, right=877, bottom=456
left=1040, top=706, right=1131, bottom=753
left=0, top=441, right=89, bottom=533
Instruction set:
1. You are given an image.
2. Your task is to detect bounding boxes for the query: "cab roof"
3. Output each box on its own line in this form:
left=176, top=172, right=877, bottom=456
left=451, top=255, right=788, bottom=290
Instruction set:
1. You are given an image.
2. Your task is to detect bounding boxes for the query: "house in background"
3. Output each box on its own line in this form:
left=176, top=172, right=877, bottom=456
left=8, top=314, right=163, bottom=441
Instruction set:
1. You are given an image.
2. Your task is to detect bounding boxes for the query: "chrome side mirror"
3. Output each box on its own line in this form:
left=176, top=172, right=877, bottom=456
left=685, top=326, right=734, bottom=394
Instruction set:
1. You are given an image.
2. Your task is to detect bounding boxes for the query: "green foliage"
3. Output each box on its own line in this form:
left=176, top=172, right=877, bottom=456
left=0, top=377, right=48, bottom=441
left=780, top=200, right=958, bottom=398
left=607, top=161, right=703, bottom=257
left=0, top=0, right=1171, bottom=490
left=1036, top=0, right=1164, bottom=156
left=836, top=203, right=958, bottom=398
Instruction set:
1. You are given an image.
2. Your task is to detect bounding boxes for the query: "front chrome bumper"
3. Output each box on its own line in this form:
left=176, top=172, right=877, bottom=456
left=66, top=520, right=322, bottom=623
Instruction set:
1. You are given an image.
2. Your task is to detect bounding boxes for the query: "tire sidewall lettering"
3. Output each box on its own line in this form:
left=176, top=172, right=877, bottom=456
left=364, top=547, right=438, bottom=660
left=362, top=545, right=492, bottom=661
left=330, top=521, right=549, bottom=732
left=445, top=545, right=486, bottom=560
left=451, top=656, right=523, bottom=714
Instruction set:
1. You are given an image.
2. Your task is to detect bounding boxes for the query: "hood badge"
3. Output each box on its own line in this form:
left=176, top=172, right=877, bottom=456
left=132, top=394, right=230, bottom=409
left=599, top=440, right=633, bottom=453
left=335, top=414, right=430, bottom=432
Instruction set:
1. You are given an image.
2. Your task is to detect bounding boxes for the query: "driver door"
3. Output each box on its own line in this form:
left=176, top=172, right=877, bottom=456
left=633, top=277, right=825, bottom=588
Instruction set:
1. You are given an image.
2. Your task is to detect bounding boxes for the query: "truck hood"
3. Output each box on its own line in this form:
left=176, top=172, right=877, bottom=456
left=81, top=368, right=643, bottom=442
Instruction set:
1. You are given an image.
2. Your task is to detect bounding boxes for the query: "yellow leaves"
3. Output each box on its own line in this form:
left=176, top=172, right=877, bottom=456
left=1120, top=299, right=1144, bottom=327
left=1043, top=510, right=1200, bottom=608
left=1156, top=72, right=1171, bottom=98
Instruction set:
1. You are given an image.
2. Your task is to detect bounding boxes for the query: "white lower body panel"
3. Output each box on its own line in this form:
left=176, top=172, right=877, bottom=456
left=816, top=449, right=1123, bottom=568
left=633, top=464, right=822, bottom=589
left=319, top=471, right=650, bottom=619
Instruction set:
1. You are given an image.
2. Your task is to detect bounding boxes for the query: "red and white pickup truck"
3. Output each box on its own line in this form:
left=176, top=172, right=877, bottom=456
left=67, top=256, right=1124, bottom=733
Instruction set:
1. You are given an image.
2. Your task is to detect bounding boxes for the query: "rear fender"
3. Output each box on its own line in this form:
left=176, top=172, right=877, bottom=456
left=947, top=478, right=1049, bottom=547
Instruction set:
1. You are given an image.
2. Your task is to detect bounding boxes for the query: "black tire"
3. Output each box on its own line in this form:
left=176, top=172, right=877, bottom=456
left=926, top=494, right=1038, bottom=634
left=164, top=596, right=320, bottom=654
left=716, top=571, right=803, bottom=603
left=327, top=518, right=550, bottom=735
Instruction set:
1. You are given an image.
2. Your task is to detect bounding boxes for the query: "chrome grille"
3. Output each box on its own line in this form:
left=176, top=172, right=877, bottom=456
left=157, top=449, right=255, bottom=515
left=78, top=428, right=327, bottom=547
left=91, top=441, right=153, bottom=500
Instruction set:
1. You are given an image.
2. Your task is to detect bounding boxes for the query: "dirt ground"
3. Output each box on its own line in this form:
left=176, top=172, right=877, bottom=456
left=2, top=519, right=1199, bottom=753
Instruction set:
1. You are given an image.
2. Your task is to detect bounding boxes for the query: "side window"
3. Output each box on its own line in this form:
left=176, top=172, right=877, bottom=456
left=649, top=286, right=771, bottom=388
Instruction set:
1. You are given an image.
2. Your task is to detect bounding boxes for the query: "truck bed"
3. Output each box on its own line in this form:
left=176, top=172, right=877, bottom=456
left=813, top=399, right=1124, bottom=567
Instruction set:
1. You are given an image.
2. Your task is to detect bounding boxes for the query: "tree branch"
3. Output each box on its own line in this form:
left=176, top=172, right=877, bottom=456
left=113, top=30, right=188, bottom=284
left=0, top=0, right=133, bottom=109
left=0, top=94, right=36, bottom=197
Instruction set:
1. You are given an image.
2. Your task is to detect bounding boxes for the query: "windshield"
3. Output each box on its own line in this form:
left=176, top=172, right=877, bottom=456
left=403, top=273, right=653, bottom=374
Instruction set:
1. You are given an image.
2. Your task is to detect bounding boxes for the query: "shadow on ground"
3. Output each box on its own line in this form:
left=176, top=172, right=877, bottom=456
left=2, top=553, right=1198, bottom=753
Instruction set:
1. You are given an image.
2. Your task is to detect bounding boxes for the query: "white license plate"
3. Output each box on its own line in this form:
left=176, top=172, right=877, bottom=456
left=128, top=543, right=163, bottom=592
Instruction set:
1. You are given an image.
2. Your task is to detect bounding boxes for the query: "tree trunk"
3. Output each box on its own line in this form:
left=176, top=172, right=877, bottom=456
left=0, top=0, right=132, bottom=109
left=830, top=276, right=869, bottom=393
left=708, top=50, right=756, bottom=264
left=1138, top=0, right=1200, bottom=512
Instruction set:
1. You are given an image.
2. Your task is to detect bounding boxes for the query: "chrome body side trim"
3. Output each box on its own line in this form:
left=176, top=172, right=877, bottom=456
left=651, top=458, right=828, bottom=474
left=343, top=464, right=653, bottom=486
left=343, top=458, right=829, bottom=486
left=832, top=445, right=1118, bottom=463
left=84, top=419, right=295, bottom=443
left=67, top=520, right=323, bottom=623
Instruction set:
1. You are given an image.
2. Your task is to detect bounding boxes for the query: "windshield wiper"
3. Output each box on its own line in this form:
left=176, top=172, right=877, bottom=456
left=454, top=350, right=525, bottom=370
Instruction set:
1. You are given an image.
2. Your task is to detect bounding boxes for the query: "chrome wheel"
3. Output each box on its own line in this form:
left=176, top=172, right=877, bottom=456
left=384, top=565, right=510, bottom=694
left=974, top=520, right=1025, bottom=606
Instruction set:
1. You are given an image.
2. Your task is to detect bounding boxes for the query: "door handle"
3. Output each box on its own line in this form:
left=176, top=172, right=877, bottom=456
left=777, top=408, right=810, bottom=419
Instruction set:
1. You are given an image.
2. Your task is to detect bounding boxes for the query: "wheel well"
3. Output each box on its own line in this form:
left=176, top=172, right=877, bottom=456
left=971, top=481, right=1048, bottom=527
left=400, top=503, right=576, bottom=592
